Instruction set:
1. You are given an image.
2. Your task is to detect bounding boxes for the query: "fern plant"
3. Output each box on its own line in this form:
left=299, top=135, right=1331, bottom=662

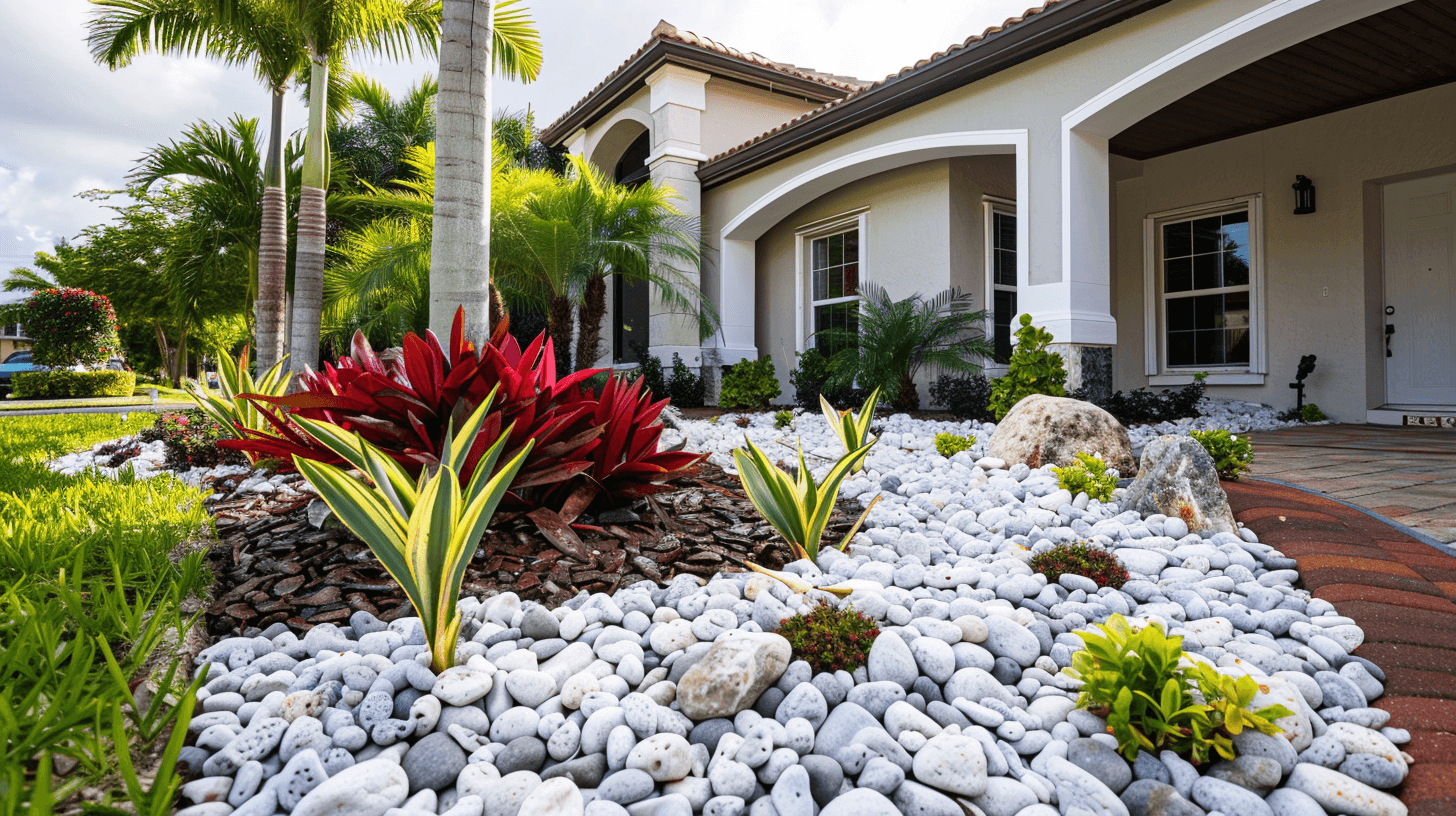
left=817, top=282, right=993, bottom=413
left=988, top=314, right=1067, bottom=420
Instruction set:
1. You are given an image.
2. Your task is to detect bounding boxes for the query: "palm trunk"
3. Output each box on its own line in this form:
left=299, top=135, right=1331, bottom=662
left=153, top=321, right=171, bottom=384
left=290, top=56, right=328, bottom=374
left=430, top=0, right=493, bottom=342
left=489, top=284, right=506, bottom=333
left=575, top=274, right=607, bottom=372
left=894, top=370, right=919, bottom=413
left=257, top=86, right=289, bottom=371
left=547, top=294, right=572, bottom=373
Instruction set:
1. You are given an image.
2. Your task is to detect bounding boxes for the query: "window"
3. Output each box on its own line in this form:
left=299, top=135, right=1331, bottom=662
left=1144, top=196, right=1263, bottom=380
left=796, top=211, right=867, bottom=354
left=1, top=323, right=23, bottom=339
left=983, top=199, right=1017, bottom=364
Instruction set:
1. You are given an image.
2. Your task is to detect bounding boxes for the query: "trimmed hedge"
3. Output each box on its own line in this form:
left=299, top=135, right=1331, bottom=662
left=12, top=370, right=136, bottom=399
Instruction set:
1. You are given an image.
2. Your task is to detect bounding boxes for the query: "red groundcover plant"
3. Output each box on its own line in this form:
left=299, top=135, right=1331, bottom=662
left=22, top=287, right=120, bottom=368
left=223, top=308, right=704, bottom=511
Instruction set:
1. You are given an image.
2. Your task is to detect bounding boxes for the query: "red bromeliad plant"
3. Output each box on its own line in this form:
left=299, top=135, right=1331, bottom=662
left=222, top=309, right=703, bottom=512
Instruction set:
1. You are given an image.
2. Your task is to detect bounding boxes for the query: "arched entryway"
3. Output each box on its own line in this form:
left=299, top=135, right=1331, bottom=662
left=611, top=131, right=652, bottom=364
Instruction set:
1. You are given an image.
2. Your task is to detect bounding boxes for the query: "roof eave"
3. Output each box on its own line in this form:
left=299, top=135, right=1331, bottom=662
left=697, top=0, right=1173, bottom=190
left=539, top=40, right=855, bottom=147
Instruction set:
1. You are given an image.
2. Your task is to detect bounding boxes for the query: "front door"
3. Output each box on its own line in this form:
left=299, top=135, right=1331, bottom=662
left=1385, top=171, right=1456, bottom=406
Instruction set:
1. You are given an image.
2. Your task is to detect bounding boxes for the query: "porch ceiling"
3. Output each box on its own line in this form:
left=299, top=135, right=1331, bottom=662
left=1109, top=0, right=1456, bottom=160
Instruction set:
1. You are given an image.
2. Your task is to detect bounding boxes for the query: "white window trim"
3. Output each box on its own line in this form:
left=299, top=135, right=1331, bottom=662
left=982, top=196, right=1016, bottom=375
left=1142, top=194, right=1266, bottom=380
left=795, top=208, right=868, bottom=353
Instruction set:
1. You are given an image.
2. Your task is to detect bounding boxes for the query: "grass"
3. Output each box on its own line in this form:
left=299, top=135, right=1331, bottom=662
left=0, top=413, right=212, bottom=812
left=0, top=385, right=195, bottom=412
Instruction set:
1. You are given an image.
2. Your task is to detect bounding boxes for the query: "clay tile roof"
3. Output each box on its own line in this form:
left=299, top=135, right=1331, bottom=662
left=540, top=20, right=869, bottom=142
left=700, top=1, right=1064, bottom=168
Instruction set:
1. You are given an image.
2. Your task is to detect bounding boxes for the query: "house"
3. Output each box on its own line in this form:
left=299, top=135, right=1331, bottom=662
left=540, top=1, right=1456, bottom=426
left=1, top=323, right=29, bottom=360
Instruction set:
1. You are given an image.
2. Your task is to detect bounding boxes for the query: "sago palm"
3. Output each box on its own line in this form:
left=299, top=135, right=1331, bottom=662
left=819, top=282, right=994, bottom=413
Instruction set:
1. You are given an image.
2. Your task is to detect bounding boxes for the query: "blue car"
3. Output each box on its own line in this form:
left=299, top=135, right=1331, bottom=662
left=0, top=349, right=42, bottom=395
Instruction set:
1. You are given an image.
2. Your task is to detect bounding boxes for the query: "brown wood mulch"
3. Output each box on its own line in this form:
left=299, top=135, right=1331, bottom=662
left=201, top=462, right=865, bottom=638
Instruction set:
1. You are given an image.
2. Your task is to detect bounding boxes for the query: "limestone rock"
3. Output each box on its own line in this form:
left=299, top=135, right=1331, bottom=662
left=1121, top=435, right=1237, bottom=533
left=987, top=394, right=1136, bottom=475
left=676, top=634, right=791, bottom=721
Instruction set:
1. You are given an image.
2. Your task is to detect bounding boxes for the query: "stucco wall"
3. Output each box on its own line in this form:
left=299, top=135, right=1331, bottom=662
left=700, top=80, right=822, bottom=160
left=1112, top=82, right=1456, bottom=422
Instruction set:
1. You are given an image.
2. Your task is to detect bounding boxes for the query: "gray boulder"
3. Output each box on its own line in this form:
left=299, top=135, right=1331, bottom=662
left=987, top=394, right=1136, bottom=476
left=1121, top=435, right=1237, bottom=533
left=676, top=633, right=792, bottom=720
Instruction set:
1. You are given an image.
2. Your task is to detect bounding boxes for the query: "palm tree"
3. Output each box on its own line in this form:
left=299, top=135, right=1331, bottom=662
left=282, top=0, right=441, bottom=374
left=429, top=0, right=541, bottom=341
left=88, top=0, right=309, bottom=373
left=328, top=73, right=439, bottom=237
left=818, top=282, right=995, bottom=413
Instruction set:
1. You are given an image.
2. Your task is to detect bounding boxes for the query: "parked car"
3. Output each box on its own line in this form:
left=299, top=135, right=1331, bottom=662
left=0, top=349, right=42, bottom=395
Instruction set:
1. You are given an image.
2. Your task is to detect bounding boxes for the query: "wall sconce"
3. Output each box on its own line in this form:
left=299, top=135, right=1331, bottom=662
left=1292, top=175, right=1316, bottom=215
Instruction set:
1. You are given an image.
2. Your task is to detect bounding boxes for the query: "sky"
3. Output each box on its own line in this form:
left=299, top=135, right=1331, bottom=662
left=0, top=0, right=1040, bottom=272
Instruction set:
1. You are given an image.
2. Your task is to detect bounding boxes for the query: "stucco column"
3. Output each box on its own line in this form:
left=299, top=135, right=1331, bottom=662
left=1022, top=126, right=1117, bottom=400
left=644, top=64, right=710, bottom=370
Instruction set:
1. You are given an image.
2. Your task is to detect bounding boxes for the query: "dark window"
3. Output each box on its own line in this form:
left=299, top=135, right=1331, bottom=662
left=991, top=209, right=1017, bottom=364
left=612, top=131, right=652, bottom=363
left=810, top=226, right=861, bottom=354
left=1161, top=208, right=1252, bottom=369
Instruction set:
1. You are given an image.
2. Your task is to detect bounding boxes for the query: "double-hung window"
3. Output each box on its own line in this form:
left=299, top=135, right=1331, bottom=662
left=1145, top=196, right=1264, bottom=382
left=983, top=199, right=1017, bottom=365
left=798, top=212, right=866, bottom=354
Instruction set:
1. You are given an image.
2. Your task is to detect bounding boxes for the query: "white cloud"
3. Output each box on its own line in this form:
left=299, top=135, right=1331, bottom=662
left=1, top=0, right=1045, bottom=263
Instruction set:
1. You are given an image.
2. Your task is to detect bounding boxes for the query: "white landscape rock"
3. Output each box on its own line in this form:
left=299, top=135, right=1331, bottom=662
left=289, top=758, right=408, bottom=816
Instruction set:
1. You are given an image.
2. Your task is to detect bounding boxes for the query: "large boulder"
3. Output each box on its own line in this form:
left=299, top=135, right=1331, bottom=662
left=1121, top=435, right=1237, bottom=533
left=988, top=395, right=1136, bottom=475
left=676, top=633, right=792, bottom=720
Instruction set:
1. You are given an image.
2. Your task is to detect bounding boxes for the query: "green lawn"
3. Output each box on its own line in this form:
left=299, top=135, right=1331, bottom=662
left=0, top=385, right=195, bottom=412
left=0, top=413, right=212, bottom=811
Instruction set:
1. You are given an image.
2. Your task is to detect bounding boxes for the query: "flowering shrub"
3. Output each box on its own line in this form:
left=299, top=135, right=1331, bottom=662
left=140, top=410, right=246, bottom=469
left=1030, top=543, right=1129, bottom=589
left=226, top=308, right=704, bottom=511
left=775, top=604, right=880, bottom=674
left=21, top=288, right=120, bottom=368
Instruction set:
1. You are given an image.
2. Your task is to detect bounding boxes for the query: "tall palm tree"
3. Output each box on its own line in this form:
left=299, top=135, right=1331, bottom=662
left=88, top=0, right=308, bottom=373
left=282, top=0, right=441, bottom=374
left=429, top=0, right=541, bottom=341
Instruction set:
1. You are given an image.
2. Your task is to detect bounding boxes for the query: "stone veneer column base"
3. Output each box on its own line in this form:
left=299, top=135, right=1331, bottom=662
left=1049, top=344, right=1113, bottom=403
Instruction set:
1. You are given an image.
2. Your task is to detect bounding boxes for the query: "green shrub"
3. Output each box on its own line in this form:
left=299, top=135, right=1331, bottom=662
left=988, top=314, right=1067, bottom=420
left=667, top=353, right=706, bottom=408
left=1066, top=614, right=1293, bottom=763
left=1052, top=451, right=1117, bottom=502
left=720, top=355, right=781, bottom=410
left=633, top=343, right=666, bottom=398
left=774, top=410, right=794, bottom=429
left=16, top=287, right=120, bottom=368
left=775, top=604, right=880, bottom=674
left=934, top=432, right=975, bottom=458
left=12, top=370, right=136, bottom=399
left=1030, top=543, right=1128, bottom=589
left=1189, top=429, right=1253, bottom=480
left=930, top=374, right=993, bottom=422
left=139, top=410, right=246, bottom=470
left=1302, top=403, right=1325, bottom=422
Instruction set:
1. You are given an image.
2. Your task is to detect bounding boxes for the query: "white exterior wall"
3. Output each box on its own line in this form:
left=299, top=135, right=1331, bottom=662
left=1114, top=82, right=1456, bottom=422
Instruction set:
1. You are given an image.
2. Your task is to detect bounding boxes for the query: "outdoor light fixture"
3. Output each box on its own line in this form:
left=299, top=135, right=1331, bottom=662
left=1292, top=175, right=1316, bottom=214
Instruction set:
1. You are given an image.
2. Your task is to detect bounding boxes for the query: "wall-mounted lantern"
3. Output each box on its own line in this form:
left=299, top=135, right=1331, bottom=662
left=1292, top=175, right=1316, bottom=215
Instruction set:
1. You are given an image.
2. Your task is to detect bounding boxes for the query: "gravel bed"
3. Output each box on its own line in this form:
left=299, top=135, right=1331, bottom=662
left=166, top=408, right=1409, bottom=816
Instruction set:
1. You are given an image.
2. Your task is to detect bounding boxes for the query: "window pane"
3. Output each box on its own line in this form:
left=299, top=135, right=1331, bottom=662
left=1194, top=294, right=1222, bottom=329
left=1167, top=297, right=1195, bottom=331
left=995, top=212, right=1016, bottom=251
left=815, top=302, right=860, bottom=355
left=843, top=263, right=859, bottom=296
left=812, top=238, right=827, bottom=271
left=828, top=234, right=843, bottom=266
left=1221, top=218, right=1250, bottom=287
left=1168, top=331, right=1195, bottom=367
left=1164, top=257, right=1192, bottom=293
left=1226, top=327, right=1250, bottom=364
left=827, top=267, right=843, bottom=299
left=994, top=249, right=1016, bottom=287
left=844, top=229, right=858, bottom=264
left=1193, top=253, right=1221, bottom=291
left=994, top=290, right=1017, bottom=364
left=1164, top=221, right=1192, bottom=258
left=813, top=269, right=826, bottom=301
left=1192, top=216, right=1221, bottom=255
left=1195, top=330, right=1226, bottom=365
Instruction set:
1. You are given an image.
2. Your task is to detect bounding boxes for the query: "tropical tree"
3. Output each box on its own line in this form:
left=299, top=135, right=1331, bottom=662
left=818, top=282, right=995, bottom=413
left=328, top=72, right=439, bottom=241
left=88, top=0, right=309, bottom=373
left=429, top=0, right=541, bottom=341
left=282, top=0, right=441, bottom=374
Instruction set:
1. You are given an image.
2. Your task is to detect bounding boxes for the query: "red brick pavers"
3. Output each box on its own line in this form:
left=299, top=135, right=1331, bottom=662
left=1225, top=479, right=1456, bottom=814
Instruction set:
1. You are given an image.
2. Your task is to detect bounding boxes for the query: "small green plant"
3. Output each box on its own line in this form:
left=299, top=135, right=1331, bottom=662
left=988, top=314, right=1067, bottom=420
left=733, top=435, right=875, bottom=562
left=1189, top=429, right=1253, bottom=481
left=775, top=605, right=880, bottom=673
left=720, top=355, right=781, bottom=410
left=1052, top=451, right=1117, bottom=502
left=708, top=415, right=720, bottom=424
left=934, top=432, right=975, bottom=458
left=667, top=353, right=706, bottom=408
left=1302, top=403, right=1325, bottom=422
left=822, top=387, right=880, bottom=472
left=1065, top=615, right=1293, bottom=764
left=1030, top=543, right=1129, bottom=589
left=294, top=389, right=533, bottom=673
left=187, top=345, right=292, bottom=464
left=774, top=410, right=794, bottom=429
